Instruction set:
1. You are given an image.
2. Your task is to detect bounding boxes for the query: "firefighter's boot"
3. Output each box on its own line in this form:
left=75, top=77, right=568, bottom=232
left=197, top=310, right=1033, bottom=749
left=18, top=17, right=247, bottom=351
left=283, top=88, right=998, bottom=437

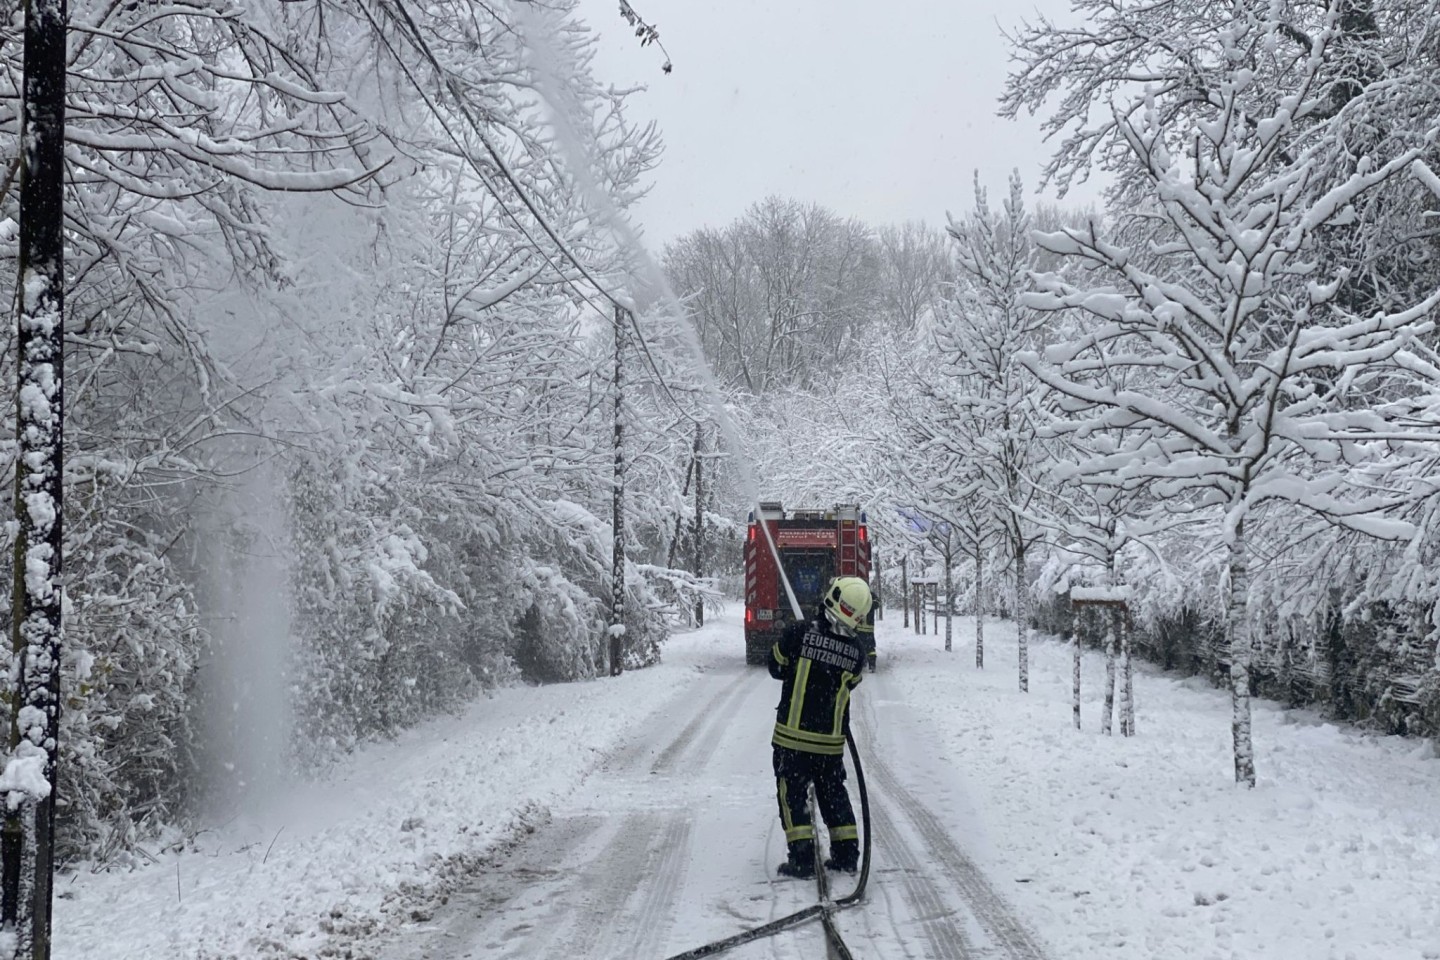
left=776, top=840, right=815, bottom=879
left=824, top=839, right=859, bottom=874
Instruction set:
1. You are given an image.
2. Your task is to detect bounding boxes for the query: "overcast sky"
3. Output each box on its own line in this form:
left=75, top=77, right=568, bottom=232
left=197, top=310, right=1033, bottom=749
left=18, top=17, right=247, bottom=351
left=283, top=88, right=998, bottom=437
left=575, top=0, right=1102, bottom=249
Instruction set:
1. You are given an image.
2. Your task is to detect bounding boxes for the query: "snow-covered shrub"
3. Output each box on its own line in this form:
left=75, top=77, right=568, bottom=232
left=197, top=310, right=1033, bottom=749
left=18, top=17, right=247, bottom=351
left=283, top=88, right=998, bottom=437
left=1313, top=601, right=1435, bottom=735
left=59, top=503, right=205, bottom=864
left=508, top=558, right=607, bottom=684
left=285, top=460, right=468, bottom=758
left=621, top=572, right=668, bottom=671
left=636, top=564, right=722, bottom=629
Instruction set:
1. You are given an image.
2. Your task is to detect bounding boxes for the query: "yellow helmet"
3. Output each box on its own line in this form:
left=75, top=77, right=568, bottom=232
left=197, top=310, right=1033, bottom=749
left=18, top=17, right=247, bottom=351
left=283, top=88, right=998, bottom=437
left=822, top=576, right=873, bottom=632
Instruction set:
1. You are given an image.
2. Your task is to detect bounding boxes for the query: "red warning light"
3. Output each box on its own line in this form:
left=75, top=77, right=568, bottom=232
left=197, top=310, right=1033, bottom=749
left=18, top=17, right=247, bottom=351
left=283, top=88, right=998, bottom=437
left=745, top=608, right=754, bottom=624
left=858, top=525, right=868, bottom=543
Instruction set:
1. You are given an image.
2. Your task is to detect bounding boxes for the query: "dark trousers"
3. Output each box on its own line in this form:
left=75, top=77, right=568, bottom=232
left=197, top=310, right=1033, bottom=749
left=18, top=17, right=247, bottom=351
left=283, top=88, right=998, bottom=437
left=772, top=745, right=859, bottom=864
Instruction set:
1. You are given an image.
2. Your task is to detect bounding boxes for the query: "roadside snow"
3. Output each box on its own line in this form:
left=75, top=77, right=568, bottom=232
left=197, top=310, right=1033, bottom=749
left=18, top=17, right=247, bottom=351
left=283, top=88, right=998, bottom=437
left=879, top=616, right=1440, bottom=960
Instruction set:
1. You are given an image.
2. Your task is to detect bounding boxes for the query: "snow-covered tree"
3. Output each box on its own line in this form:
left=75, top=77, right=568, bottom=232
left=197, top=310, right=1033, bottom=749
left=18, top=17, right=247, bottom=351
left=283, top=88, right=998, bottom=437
left=0, top=0, right=675, bottom=858
left=664, top=198, right=883, bottom=393
left=886, top=342, right=1002, bottom=663
left=1007, top=3, right=1440, bottom=784
left=875, top=221, right=951, bottom=332
left=4, top=1, right=67, bottom=952
left=931, top=172, right=1051, bottom=690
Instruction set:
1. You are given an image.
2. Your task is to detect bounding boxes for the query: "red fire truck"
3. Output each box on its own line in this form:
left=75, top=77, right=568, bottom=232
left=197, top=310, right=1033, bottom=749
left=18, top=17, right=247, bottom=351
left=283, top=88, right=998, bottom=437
left=743, top=502, right=872, bottom=665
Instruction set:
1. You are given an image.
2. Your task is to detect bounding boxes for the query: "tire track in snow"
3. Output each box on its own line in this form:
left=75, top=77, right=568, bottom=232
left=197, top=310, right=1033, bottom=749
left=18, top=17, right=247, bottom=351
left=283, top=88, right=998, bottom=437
left=548, top=812, right=666, bottom=958
left=569, top=664, right=763, bottom=958
left=510, top=669, right=749, bottom=958
left=649, top=665, right=753, bottom=775
left=855, top=691, right=1048, bottom=960
left=409, top=813, right=600, bottom=960
left=857, top=871, right=927, bottom=960
left=600, top=672, right=758, bottom=955
left=866, top=804, right=977, bottom=958
left=594, top=814, right=694, bottom=959
left=387, top=665, right=754, bottom=959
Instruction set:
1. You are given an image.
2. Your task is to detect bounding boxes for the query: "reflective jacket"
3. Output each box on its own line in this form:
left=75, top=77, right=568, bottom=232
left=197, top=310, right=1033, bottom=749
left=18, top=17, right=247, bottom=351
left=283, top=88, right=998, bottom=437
left=769, top=616, right=866, bottom=755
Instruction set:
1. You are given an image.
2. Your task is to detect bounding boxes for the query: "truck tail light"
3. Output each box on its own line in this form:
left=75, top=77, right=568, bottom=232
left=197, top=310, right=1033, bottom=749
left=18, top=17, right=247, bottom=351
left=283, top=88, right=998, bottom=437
left=748, top=524, right=756, bottom=543
left=745, top=608, right=754, bottom=625
left=859, top=525, right=868, bottom=543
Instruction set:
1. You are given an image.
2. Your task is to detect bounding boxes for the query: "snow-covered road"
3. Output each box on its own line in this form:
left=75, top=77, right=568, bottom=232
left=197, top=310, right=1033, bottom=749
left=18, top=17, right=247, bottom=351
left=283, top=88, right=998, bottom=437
left=847, top=684, right=1048, bottom=959
left=374, top=658, right=811, bottom=959
left=56, top=608, right=1440, bottom=960
left=374, top=627, right=1049, bottom=960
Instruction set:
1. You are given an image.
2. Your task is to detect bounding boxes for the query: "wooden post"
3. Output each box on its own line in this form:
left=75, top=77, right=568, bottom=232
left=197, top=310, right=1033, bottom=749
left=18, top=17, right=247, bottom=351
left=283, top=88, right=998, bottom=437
left=1071, top=598, right=1081, bottom=730
left=692, top=424, right=704, bottom=627
left=609, top=307, right=626, bottom=676
left=901, top=556, right=909, bottom=629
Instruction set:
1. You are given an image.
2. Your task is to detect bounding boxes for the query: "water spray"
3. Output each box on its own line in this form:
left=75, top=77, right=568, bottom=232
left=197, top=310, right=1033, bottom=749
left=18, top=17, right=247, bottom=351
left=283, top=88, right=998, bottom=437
left=516, top=3, right=807, bottom=622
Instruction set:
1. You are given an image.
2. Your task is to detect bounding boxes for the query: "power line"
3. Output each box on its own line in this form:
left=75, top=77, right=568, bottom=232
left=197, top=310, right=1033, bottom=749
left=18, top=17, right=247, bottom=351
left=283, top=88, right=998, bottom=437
left=355, top=0, right=613, bottom=320
left=360, top=0, right=705, bottom=421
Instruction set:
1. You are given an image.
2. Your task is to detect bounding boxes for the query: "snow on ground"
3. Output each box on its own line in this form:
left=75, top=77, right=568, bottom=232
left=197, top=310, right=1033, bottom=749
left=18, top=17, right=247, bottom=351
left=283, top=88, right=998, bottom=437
left=54, top=622, right=732, bottom=960
left=881, top=615, right=1440, bottom=960
left=55, top=608, right=1440, bottom=960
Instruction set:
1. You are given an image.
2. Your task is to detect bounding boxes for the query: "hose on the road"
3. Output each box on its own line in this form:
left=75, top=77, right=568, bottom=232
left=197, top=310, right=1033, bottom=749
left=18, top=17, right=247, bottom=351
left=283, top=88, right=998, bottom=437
left=659, top=725, right=870, bottom=960
left=658, top=904, right=827, bottom=960
left=838, top=722, right=870, bottom=906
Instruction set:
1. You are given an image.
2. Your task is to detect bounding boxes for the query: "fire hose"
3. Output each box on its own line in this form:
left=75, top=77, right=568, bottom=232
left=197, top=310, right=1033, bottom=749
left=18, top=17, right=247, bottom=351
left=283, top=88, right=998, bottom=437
left=660, top=722, right=872, bottom=960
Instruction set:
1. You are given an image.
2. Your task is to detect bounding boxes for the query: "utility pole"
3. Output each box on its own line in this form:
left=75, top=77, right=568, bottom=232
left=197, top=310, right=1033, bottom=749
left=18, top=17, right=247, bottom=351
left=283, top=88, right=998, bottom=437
left=5, top=0, right=67, bottom=956
left=609, top=307, right=627, bottom=676
left=692, top=423, right=704, bottom=626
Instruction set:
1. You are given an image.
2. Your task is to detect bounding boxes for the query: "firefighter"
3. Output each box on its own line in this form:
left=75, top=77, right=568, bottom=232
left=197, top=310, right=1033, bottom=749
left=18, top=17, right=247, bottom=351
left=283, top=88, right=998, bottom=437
left=768, top=575, right=872, bottom=879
